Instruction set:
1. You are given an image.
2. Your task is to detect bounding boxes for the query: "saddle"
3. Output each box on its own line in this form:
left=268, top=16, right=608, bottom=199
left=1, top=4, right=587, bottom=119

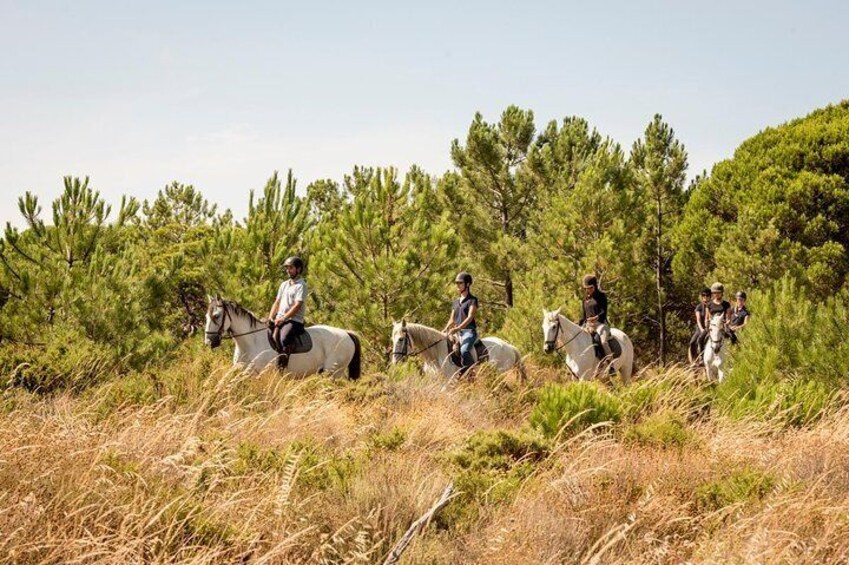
left=590, top=332, right=622, bottom=361
left=267, top=327, right=313, bottom=355
left=448, top=335, right=489, bottom=367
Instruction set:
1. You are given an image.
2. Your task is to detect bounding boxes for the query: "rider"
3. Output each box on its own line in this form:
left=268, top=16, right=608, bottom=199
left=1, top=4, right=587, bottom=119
left=728, top=291, right=751, bottom=342
left=688, top=287, right=711, bottom=364
left=706, top=281, right=732, bottom=340
left=578, top=274, right=612, bottom=361
left=268, top=256, right=307, bottom=370
left=444, top=272, right=478, bottom=375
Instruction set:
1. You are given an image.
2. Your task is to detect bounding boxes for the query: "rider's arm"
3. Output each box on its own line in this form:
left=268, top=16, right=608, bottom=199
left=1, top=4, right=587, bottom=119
left=443, top=311, right=455, bottom=333
left=268, top=297, right=280, bottom=320
left=280, top=301, right=303, bottom=321
left=696, top=308, right=705, bottom=331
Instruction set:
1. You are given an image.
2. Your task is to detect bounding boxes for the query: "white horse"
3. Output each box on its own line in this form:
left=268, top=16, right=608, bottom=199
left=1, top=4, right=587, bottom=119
left=390, top=320, right=524, bottom=379
left=542, top=309, right=634, bottom=382
left=204, top=296, right=361, bottom=379
left=703, top=313, right=727, bottom=382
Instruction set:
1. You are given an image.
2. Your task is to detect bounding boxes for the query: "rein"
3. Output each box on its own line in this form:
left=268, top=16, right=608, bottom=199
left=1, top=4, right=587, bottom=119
left=206, top=302, right=270, bottom=341
left=546, top=317, right=583, bottom=351
left=394, top=331, right=444, bottom=359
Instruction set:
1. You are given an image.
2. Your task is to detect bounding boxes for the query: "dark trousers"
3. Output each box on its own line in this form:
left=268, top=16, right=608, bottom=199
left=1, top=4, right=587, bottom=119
left=689, top=329, right=707, bottom=361
left=273, top=320, right=305, bottom=354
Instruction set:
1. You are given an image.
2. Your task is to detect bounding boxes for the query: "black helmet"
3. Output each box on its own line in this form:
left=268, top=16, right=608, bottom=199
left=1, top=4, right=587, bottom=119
left=582, top=274, right=598, bottom=288
left=700, top=288, right=711, bottom=297
left=736, top=291, right=747, bottom=299
left=283, top=256, right=304, bottom=270
left=454, top=272, right=472, bottom=285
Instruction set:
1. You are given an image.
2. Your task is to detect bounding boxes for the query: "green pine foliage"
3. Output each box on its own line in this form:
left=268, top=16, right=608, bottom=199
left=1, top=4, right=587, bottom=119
left=2, top=100, right=849, bottom=406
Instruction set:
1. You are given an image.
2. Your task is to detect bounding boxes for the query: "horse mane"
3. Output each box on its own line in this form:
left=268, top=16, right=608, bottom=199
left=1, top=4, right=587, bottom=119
left=405, top=323, right=445, bottom=347
left=222, top=300, right=262, bottom=328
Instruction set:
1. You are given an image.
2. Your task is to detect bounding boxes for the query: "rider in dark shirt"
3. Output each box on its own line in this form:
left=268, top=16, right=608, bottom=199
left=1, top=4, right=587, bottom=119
left=728, top=291, right=750, bottom=344
left=444, top=272, right=479, bottom=375
left=579, top=274, right=611, bottom=359
left=689, top=288, right=711, bottom=365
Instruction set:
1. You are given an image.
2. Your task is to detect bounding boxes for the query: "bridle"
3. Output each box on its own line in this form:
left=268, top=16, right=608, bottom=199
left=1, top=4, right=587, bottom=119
left=205, top=301, right=271, bottom=348
left=392, top=328, right=444, bottom=362
left=708, top=317, right=725, bottom=352
left=545, top=315, right=582, bottom=380
left=544, top=316, right=583, bottom=352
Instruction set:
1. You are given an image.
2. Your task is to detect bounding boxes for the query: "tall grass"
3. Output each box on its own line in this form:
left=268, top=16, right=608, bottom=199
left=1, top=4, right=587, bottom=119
left=3, top=346, right=849, bottom=563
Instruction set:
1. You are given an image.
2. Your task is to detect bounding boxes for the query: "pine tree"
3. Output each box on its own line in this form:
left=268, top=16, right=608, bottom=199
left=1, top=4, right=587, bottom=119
left=631, top=115, right=688, bottom=365
left=450, top=106, right=536, bottom=309
left=234, top=171, right=312, bottom=308
left=310, top=167, right=458, bottom=355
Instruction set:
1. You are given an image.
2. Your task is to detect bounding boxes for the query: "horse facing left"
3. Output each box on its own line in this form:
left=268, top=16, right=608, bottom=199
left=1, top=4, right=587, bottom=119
left=204, top=296, right=361, bottom=379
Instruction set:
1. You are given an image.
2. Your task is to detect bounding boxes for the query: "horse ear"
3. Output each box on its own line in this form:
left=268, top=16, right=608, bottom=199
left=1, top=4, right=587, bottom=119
left=554, top=308, right=562, bottom=316
left=207, top=294, right=213, bottom=303
left=401, top=319, right=407, bottom=328
left=542, top=308, right=547, bottom=317
left=215, top=292, right=221, bottom=302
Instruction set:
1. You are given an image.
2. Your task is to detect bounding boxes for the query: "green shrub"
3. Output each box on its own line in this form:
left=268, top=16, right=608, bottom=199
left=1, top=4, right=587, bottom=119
left=618, top=370, right=714, bottom=424
left=530, top=382, right=621, bottom=439
left=716, top=277, right=848, bottom=427
left=0, top=326, right=121, bottom=394
left=441, top=429, right=550, bottom=529
left=695, top=467, right=775, bottom=511
left=367, top=427, right=406, bottom=451
left=623, top=410, right=692, bottom=448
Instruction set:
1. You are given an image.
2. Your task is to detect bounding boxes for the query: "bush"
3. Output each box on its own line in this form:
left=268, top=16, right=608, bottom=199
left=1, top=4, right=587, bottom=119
left=0, top=326, right=121, bottom=394
left=442, top=429, right=550, bottom=528
left=530, top=382, right=621, bottom=439
left=718, top=277, right=847, bottom=426
left=695, top=467, right=775, bottom=511
left=623, top=410, right=692, bottom=448
left=617, top=368, right=714, bottom=423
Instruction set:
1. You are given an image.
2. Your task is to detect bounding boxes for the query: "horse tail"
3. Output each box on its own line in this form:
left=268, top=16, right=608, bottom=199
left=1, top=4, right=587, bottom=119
left=346, top=332, right=361, bottom=380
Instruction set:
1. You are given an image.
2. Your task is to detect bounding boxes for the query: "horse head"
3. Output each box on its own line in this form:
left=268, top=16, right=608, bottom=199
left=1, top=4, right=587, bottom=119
left=204, top=294, right=231, bottom=349
left=542, top=308, right=562, bottom=354
left=708, top=313, right=726, bottom=354
left=390, top=319, right=409, bottom=364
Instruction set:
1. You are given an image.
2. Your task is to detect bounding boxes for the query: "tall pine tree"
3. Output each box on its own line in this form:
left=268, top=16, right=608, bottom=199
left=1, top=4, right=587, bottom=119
left=631, top=115, right=688, bottom=365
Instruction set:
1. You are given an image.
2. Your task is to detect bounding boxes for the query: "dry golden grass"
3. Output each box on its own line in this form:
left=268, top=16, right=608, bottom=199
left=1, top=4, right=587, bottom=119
left=3, top=354, right=849, bottom=564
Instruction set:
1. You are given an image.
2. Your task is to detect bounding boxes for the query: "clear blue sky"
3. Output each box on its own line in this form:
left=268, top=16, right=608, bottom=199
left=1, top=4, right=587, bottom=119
left=2, top=0, right=847, bottom=224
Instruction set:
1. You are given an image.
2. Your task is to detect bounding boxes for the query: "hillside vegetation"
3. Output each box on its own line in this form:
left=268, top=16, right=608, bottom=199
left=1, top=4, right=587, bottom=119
left=2, top=102, right=849, bottom=563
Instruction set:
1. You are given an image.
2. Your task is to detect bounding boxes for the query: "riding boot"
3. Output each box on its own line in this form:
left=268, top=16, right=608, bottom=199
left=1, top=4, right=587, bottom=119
left=277, top=343, right=294, bottom=371
left=277, top=352, right=289, bottom=371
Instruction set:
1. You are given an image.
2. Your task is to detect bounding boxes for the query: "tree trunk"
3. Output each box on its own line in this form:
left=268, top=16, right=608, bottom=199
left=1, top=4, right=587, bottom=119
left=501, top=203, right=514, bottom=308
left=656, top=194, right=666, bottom=365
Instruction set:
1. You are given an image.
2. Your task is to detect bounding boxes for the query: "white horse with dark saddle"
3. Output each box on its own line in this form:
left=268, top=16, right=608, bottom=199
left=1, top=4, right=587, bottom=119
left=542, top=309, right=634, bottom=382
left=703, top=313, right=727, bottom=382
left=390, top=320, right=525, bottom=379
left=204, top=296, right=361, bottom=379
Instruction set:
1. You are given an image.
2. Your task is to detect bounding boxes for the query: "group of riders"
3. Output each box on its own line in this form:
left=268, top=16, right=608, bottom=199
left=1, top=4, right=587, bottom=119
left=688, top=282, right=751, bottom=365
left=266, top=255, right=750, bottom=373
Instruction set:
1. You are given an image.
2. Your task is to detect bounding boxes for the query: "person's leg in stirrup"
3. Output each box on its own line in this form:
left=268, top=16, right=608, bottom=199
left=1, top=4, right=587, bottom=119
left=458, top=328, right=477, bottom=376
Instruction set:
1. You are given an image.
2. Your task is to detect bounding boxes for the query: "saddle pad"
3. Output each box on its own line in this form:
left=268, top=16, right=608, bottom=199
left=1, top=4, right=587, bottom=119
left=267, top=328, right=314, bottom=354
left=449, top=339, right=489, bottom=366
left=591, top=334, right=621, bottom=360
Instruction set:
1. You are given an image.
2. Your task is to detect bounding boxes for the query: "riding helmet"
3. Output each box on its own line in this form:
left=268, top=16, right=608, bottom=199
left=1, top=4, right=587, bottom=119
left=700, top=287, right=711, bottom=297
left=454, top=272, right=473, bottom=285
left=283, top=256, right=304, bottom=270
left=710, top=282, right=724, bottom=293
left=582, top=274, right=598, bottom=288
left=736, top=291, right=747, bottom=299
